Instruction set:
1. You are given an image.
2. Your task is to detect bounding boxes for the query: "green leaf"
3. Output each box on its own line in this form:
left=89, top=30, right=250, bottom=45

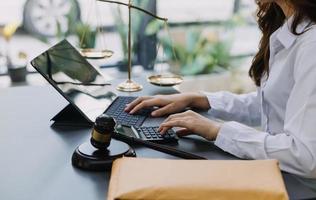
left=186, top=29, right=201, bottom=53
left=75, top=23, right=96, bottom=48
left=145, top=20, right=164, bottom=35
left=156, top=25, right=232, bottom=76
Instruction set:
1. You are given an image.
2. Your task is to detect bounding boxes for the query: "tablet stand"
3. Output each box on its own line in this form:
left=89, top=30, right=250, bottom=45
left=51, top=104, right=92, bottom=127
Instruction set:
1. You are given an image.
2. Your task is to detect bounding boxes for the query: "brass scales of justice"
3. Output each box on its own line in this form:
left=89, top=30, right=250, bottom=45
left=79, top=0, right=183, bottom=92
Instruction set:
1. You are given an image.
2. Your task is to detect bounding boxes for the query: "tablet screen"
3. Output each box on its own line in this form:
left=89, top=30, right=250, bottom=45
left=31, top=39, right=116, bottom=122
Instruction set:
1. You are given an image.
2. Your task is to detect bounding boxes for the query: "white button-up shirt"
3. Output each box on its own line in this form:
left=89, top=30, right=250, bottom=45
left=205, top=18, right=316, bottom=178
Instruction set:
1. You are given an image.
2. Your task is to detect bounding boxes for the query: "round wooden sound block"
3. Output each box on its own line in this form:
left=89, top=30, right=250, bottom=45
left=72, top=139, right=136, bottom=171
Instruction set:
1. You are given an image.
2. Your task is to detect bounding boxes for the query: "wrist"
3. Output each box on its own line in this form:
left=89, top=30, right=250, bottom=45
left=205, top=121, right=222, bottom=141
left=212, top=122, right=221, bottom=140
left=189, top=92, right=210, bottom=110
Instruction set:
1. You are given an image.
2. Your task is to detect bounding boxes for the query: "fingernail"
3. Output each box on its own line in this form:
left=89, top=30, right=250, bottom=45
left=151, top=112, right=156, bottom=117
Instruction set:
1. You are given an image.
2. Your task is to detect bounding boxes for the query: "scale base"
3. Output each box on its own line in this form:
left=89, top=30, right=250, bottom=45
left=117, top=79, right=143, bottom=92
left=72, top=140, right=136, bottom=171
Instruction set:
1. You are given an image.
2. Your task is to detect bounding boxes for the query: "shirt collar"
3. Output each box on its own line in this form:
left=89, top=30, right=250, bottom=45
left=276, top=16, right=311, bottom=49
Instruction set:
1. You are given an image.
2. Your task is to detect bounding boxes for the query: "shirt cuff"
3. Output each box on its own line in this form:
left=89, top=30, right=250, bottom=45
left=201, top=91, right=226, bottom=111
left=214, top=121, right=268, bottom=160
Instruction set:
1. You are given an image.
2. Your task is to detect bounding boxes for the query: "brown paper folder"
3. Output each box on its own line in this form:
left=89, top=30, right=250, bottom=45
left=108, top=158, right=289, bottom=200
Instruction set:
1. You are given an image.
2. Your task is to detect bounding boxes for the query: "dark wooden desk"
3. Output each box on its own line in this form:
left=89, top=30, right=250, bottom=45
left=1, top=79, right=316, bottom=200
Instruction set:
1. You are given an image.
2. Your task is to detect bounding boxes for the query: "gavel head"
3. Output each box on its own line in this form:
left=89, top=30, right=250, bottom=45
left=90, top=114, right=116, bottom=151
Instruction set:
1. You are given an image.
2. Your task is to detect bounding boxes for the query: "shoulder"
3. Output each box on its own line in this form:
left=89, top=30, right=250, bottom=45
left=292, top=24, right=316, bottom=59
left=297, top=24, right=316, bottom=45
left=288, top=22, right=316, bottom=60
left=291, top=25, right=316, bottom=79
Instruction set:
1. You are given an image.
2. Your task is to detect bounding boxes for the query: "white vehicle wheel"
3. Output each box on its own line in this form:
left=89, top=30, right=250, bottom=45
left=23, top=0, right=80, bottom=37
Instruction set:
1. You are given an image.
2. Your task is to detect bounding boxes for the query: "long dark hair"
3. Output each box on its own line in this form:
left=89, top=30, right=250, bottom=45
left=249, top=0, right=316, bottom=86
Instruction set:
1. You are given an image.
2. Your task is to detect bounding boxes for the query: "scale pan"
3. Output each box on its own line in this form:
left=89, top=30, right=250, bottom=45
left=148, top=74, right=183, bottom=87
left=80, top=49, right=114, bottom=59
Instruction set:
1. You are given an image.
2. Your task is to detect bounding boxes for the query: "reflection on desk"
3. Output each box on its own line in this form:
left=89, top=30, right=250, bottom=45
left=0, top=83, right=316, bottom=200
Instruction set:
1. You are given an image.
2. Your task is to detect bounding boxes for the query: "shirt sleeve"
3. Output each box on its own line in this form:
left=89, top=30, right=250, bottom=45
left=214, top=41, right=316, bottom=178
left=203, top=90, right=261, bottom=127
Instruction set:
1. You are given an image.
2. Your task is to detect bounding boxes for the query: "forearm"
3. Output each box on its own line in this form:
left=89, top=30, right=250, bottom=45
left=216, top=121, right=316, bottom=178
left=204, top=91, right=261, bottom=126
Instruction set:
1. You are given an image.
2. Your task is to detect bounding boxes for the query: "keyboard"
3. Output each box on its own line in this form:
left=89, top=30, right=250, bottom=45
left=105, top=96, right=151, bottom=127
left=132, top=126, right=178, bottom=143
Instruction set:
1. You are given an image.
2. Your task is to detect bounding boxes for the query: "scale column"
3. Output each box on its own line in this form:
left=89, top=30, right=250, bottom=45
left=117, top=0, right=143, bottom=92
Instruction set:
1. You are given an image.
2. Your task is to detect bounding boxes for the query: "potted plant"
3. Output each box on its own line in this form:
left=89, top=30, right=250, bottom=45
left=75, top=22, right=97, bottom=49
left=146, top=22, right=233, bottom=89
left=1, top=22, right=27, bottom=83
left=161, top=28, right=232, bottom=75
left=145, top=15, right=255, bottom=93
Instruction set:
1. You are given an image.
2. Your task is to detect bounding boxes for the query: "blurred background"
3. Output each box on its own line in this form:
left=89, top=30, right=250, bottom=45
left=0, top=0, right=260, bottom=93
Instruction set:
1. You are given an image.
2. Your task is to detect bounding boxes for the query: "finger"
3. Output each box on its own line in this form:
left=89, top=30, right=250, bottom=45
left=158, top=116, right=191, bottom=134
left=163, top=112, right=191, bottom=125
left=151, top=104, right=174, bottom=117
left=158, top=121, right=174, bottom=133
left=129, top=98, right=163, bottom=114
left=159, top=115, right=188, bottom=132
left=124, top=96, right=146, bottom=111
left=159, top=126, right=171, bottom=135
left=158, top=113, right=190, bottom=132
left=125, top=96, right=150, bottom=112
left=160, top=119, right=187, bottom=130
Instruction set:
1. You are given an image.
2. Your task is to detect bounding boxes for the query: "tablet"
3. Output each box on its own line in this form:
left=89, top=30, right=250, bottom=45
left=31, top=39, right=117, bottom=123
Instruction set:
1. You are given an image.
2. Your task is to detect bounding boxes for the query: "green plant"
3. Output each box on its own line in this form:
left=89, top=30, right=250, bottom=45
left=75, top=23, right=97, bottom=49
left=147, top=24, right=232, bottom=76
left=144, top=12, right=250, bottom=76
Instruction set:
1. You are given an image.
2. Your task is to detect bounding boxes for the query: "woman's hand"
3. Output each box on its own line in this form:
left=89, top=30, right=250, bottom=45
left=125, top=92, right=210, bottom=117
left=158, top=110, right=221, bottom=141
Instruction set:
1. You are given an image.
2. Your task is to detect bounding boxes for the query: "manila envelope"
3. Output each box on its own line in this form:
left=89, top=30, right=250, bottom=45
left=108, top=158, right=288, bottom=200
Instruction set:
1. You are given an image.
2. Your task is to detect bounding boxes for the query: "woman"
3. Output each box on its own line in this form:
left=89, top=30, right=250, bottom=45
left=125, top=0, right=316, bottom=178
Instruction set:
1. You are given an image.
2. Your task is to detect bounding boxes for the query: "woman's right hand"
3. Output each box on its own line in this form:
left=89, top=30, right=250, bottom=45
left=124, top=92, right=210, bottom=117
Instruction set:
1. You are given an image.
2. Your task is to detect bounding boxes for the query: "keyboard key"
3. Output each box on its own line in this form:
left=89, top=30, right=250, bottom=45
left=134, top=126, right=178, bottom=143
left=105, top=96, right=149, bottom=127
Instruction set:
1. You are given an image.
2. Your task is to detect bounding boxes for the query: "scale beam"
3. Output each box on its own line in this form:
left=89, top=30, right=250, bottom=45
left=97, top=0, right=168, bottom=22
left=96, top=0, right=181, bottom=91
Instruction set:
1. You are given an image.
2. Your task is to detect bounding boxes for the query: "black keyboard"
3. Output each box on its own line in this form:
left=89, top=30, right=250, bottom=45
left=132, top=126, right=178, bottom=143
left=105, top=96, right=150, bottom=127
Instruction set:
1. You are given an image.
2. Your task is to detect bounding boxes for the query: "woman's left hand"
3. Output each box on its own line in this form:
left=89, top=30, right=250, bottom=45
left=158, top=110, right=222, bottom=141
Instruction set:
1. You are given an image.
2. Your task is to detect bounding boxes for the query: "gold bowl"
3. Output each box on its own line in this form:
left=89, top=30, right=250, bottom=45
left=80, top=49, right=114, bottom=59
left=147, top=74, right=183, bottom=87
